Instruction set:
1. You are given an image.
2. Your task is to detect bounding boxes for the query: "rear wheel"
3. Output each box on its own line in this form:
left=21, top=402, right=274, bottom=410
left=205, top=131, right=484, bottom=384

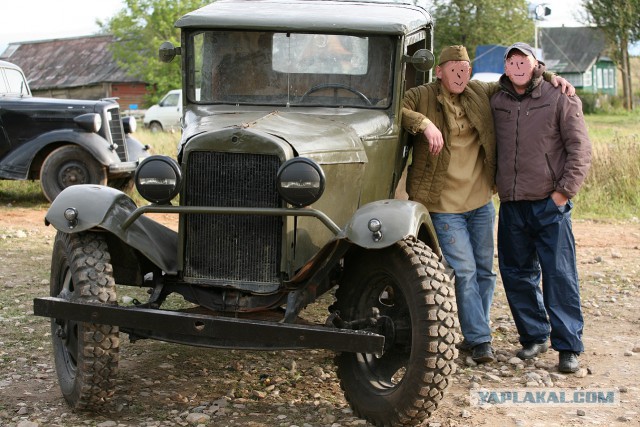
left=40, top=145, right=108, bottom=202
left=334, top=237, right=458, bottom=426
left=149, top=122, right=163, bottom=133
left=50, top=231, right=119, bottom=409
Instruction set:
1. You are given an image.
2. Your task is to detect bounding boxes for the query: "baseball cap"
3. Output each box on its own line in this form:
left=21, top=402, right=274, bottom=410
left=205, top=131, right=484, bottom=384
left=504, top=42, right=537, bottom=61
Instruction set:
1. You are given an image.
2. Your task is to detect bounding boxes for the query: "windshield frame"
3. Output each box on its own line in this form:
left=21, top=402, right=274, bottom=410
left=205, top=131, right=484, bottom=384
left=184, top=30, right=396, bottom=109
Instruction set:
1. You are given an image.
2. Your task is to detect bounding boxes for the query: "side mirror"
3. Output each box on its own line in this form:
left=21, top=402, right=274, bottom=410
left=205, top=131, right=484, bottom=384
left=405, top=49, right=435, bottom=72
left=159, top=41, right=181, bottom=63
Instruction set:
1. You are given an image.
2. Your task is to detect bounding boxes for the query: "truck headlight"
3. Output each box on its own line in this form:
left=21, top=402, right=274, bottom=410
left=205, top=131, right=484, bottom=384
left=276, top=157, right=325, bottom=207
left=74, top=113, right=102, bottom=133
left=134, top=155, right=182, bottom=204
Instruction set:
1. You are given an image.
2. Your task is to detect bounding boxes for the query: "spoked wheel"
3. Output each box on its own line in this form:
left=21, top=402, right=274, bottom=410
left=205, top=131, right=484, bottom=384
left=334, top=237, right=458, bottom=426
left=49, top=231, right=119, bottom=409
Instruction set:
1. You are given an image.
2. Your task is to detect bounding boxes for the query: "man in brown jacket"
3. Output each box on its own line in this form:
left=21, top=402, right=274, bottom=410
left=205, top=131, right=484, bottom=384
left=402, top=45, right=498, bottom=363
left=491, top=42, right=591, bottom=373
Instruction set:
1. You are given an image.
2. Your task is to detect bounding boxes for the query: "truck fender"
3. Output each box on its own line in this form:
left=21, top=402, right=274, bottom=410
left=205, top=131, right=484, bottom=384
left=343, top=199, right=441, bottom=255
left=45, top=184, right=178, bottom=274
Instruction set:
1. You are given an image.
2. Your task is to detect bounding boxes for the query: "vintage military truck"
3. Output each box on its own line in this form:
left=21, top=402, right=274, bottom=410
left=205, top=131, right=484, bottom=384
left=33, top=0, right=459, bottom=425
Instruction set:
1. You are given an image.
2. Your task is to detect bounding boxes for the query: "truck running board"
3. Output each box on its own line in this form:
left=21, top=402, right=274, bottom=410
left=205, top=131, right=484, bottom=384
left=33, top=297, right=385, bottom=354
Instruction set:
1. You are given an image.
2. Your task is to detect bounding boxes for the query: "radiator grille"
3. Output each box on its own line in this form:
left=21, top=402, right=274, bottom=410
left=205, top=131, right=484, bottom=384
left=107, top=107, right=128, bottom=162
left=183, top=151, right=282, bottom=287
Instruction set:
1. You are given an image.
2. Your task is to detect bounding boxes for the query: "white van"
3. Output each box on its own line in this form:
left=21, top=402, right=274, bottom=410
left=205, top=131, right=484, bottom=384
left=143, top=89, right=181, bottom=132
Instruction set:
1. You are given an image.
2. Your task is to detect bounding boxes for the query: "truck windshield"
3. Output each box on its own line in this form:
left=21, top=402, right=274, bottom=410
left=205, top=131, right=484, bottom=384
left=189, top=31, right=395, bottom=108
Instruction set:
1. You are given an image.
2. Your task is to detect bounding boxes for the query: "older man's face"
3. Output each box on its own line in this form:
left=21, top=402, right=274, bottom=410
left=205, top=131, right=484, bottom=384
left=505, top=52, right=537, bottom=90
left=436, top=60, right=471, bottom=94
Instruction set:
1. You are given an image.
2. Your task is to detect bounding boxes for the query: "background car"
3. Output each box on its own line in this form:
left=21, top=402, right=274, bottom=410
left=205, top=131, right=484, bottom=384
left=143, top=89, right=181, bottom=132
left=0, top=60, right=150, bottom=201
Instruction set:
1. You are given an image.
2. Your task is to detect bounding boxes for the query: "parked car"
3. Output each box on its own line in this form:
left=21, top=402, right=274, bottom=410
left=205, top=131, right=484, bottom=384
left=143, top=89, right=181, bottom=132
left=0, top=60, right=151, bottom=201
left=34, top=1, right=459, bottom=426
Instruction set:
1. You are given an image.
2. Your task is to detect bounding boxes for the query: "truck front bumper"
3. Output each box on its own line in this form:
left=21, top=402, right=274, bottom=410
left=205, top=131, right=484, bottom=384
left=33, top=297, right=385, bottom=354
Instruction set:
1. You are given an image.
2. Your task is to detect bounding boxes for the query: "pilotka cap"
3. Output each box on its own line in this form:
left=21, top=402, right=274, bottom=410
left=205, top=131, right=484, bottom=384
left=438, top=45, right=470, bottom=65
left=504, top=42, right=537, bottom=61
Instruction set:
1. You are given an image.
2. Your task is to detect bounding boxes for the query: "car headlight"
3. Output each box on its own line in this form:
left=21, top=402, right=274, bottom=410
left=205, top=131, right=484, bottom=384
left=74, top=113, right=102, bottom=133
left=122, top=116, right=137, bottom=134
left=276, top=157, right=325, bottom=207
left=134, top=155, right=182, bottom=204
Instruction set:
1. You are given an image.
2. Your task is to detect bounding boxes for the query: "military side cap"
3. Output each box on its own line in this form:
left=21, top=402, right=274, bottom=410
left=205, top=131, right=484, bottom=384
left=438, top=45, right=470, bottom=65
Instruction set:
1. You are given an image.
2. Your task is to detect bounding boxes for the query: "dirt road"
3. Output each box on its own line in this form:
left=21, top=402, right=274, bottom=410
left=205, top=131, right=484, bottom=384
left=0, top=206, right=638, bottom=426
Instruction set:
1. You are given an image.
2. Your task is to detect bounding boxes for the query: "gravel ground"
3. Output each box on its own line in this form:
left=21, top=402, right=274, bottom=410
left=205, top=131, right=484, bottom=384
left=1, top=207, right=639, bottom=427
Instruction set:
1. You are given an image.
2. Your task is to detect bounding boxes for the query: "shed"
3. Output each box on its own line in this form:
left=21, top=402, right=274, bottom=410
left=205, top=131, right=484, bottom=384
left=538, top=27, right=616, bottom=95
left=0, top=35, right=148, bottom=110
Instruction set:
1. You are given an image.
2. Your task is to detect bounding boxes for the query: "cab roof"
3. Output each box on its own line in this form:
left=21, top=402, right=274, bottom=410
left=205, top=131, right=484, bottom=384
left=175, top=0, right=432, bottom=35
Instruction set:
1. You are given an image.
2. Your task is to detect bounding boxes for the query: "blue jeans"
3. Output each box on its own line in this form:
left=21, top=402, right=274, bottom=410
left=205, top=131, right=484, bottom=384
left=498, top=198, right=584, bottom=353
left=430, top=201, right=496, bottom=347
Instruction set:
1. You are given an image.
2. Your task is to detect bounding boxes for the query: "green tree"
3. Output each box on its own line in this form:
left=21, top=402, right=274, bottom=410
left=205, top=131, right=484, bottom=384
left=583, top=0, right=640, bottom=110
left=429, top=0, right=534, bottom=64
left=98, top=0, right=209, bottom=106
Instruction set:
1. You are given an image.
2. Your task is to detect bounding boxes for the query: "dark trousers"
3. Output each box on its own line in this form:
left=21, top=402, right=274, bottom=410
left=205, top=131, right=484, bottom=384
left=498, top=198, right=584, bottom=353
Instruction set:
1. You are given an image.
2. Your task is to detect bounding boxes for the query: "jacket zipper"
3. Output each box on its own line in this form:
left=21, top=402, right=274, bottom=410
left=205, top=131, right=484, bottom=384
left=513, top=104, right=521, bottom=197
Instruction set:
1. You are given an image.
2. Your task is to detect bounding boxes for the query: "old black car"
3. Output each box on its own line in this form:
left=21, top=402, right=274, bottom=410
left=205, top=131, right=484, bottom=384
left=0, top=60, right=150, bottom=201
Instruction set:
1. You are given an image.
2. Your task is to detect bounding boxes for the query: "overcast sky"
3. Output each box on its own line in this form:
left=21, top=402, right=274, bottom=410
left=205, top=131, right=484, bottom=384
left=0, top=0, right=638, bottom=56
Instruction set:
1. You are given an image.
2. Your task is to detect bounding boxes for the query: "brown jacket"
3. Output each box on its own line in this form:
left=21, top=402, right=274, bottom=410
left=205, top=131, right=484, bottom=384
left=491, top=74, right=591, bottom=201
left=402, top=80, right=498, bottom=206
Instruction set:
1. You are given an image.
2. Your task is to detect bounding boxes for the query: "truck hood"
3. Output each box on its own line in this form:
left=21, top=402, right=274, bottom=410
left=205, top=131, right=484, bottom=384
left=182, top=108, right=393, bottom=164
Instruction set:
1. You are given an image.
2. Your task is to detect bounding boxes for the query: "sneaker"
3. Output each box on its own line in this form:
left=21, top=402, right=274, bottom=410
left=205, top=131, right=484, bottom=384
left=472, top=342, right=495, bottom=363
left=516, top=342, right=548, bottom=360
left=558, top=351, right=580, bottom=373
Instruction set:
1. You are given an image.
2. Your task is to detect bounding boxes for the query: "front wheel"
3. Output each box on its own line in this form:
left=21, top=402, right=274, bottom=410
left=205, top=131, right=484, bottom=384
left=50, top=232, right=120, bottom=409
left=335, top=237, right=458, bottom=426
left=40, top=145, right=108, bottom=202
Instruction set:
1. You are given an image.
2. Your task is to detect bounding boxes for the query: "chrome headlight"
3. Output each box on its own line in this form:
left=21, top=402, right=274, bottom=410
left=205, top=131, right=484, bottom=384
left=122, top=116, right=137, bottom=134
left=276, top=157, right=325, bottom=207
left=134, top=155, right=182, bottom=204
left=74, top=113, right=102, bottom=133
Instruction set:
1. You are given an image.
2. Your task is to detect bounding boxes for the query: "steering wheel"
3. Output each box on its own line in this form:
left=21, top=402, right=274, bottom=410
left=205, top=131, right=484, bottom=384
left=300, top=83, right=372, bottom=105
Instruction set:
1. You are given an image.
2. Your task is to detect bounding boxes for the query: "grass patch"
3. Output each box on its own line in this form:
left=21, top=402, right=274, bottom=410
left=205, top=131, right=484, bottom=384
left=577, top=111, right=640, bottom=219
left=577, top=134, right=640, bottom=219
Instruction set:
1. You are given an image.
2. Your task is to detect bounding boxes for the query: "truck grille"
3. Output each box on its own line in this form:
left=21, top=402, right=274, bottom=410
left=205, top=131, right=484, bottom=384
left=183, top=151, right=282, bottom=288
left=107, top=107, right=128, bottom=162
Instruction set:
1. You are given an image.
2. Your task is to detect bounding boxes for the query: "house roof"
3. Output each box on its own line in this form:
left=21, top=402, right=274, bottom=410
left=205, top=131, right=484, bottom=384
left=538, top=27, right=611, bottom=74
left=0, top=35, right=144, bottom=90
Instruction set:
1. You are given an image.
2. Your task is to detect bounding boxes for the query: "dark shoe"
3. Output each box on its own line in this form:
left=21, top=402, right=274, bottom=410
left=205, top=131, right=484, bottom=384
left=472, top=342, right=495, bottom=363
left=516, top=342, right=548, bottom=360
left=558, top=351, right=580, bottom=373
left=456, top=339, right=473, bottom=351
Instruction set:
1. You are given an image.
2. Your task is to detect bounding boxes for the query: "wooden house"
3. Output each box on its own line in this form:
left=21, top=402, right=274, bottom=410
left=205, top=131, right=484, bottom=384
left=538, top=27, right=616, bottom=95
left=0, top=35, right=148, bottom=110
